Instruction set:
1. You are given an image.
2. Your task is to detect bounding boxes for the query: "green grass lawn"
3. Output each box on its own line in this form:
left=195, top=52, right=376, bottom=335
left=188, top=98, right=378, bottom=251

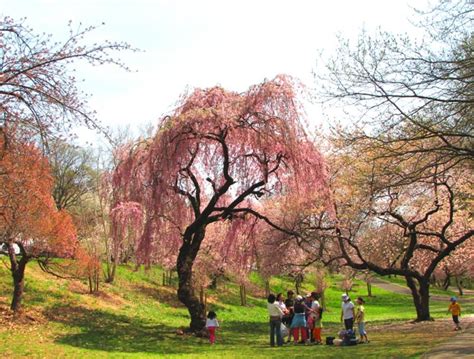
left=0, top=262, right=472, bottom=358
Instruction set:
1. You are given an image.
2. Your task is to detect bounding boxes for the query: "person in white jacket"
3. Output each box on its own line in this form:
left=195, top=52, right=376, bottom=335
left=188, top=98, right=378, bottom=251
left=340, top=293, right=355, bottom=330
left=267, top=293, right=284, bottom=347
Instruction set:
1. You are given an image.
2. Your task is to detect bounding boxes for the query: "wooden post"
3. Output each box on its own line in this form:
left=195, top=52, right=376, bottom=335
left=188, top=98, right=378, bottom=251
left=240, top=284, right=247, bottom=306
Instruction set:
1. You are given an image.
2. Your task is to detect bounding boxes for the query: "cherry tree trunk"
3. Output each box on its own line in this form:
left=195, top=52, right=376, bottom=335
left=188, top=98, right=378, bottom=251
left=176, top=227, right=206, bottom=333
left=320, top=290, right=326, bottom=310
left=11, top=265, right=27, bottom=312
left=95, top=270, right=100, bottom=292
left=406, top=276, right=431, bottom=321
left=104, top=257, right=117, bottom=283
left=455, top=276, right=463, bottom=296
left=367, top=282, right=372, bottom=297
left=209, top=276, right=218, bottom=290
left=295, top=278, right=301, bottom=295
left=8, top=243, right=29, bottom=312
left=442, top=275, right=451, bottom=290
left=264, top=280, right=270, bottom=297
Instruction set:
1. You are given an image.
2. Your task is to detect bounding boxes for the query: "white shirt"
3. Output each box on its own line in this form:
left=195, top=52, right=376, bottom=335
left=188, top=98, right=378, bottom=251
left=278, top=300, right=287, bottom=312
left=267, top=302, right=284, bottom=317
left=206, top=318, right=219, bottom=328
left=342, top=301, right=355, bottom=319
left=310, top=300, right=320, bottom=317
left=311, top=300, right=320, bottom=310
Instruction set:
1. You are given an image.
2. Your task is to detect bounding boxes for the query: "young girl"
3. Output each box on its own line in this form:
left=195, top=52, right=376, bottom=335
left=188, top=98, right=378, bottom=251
left=355, top=297, right=369, bottom=343
left=206, top=310, right=219, bottom=344
left=312, top=307, right=323, bottom=344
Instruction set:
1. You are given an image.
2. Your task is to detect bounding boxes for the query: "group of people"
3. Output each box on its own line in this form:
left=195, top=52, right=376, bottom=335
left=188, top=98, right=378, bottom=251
left=267, top=291, right=368, bottom=347
left=204, top=292, right=463, bottom=346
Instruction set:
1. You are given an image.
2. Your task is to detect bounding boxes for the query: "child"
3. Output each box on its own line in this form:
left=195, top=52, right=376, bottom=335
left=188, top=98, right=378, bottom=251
left=448, top=296, right=461, bottom=331
left=355, top=297, right=369, bottom=343
left=290, top=295, right=308, bottom=344
left=312, top=307, right=323, bottom=344
left=206, top=310, right=219, bottom=344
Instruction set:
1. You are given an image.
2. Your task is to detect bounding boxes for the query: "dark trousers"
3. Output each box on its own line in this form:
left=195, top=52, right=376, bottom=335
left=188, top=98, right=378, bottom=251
left=269, top=318, right=283, bottom=346
left=344, top=318, right=354, bottom=330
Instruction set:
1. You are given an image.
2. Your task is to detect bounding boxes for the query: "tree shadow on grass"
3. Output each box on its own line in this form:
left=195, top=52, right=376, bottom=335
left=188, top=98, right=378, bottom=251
left=132, top=284, right=184, bottom=309
left=43, top=304, right=285, bottom=356
left=132, top=284, right=230, bottom=313
left=43, top=304, right=216, bottom=355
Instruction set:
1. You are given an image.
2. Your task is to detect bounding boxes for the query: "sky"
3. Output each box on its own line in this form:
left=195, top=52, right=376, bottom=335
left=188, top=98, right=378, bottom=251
left=2, top=0, right=429, bottom=143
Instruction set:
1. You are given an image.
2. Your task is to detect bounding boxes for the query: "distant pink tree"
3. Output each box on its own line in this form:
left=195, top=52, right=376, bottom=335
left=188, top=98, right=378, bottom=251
left=436, top=241, right=474, bottom=295
left=108, top=201, right=143, bottom=281
left=112, top=75, right=328, bottom=332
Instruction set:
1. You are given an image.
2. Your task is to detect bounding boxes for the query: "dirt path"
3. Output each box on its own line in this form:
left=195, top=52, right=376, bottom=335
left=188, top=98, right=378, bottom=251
left=421, top=315, right=474, bottom=358
left=371, top=278, right=474, bottom=303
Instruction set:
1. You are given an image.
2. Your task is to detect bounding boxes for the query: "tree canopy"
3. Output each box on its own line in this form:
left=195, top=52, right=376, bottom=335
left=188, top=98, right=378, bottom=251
left=0, top=129, right=77, bottom=311
left=112, top=75, right=329, bottom=331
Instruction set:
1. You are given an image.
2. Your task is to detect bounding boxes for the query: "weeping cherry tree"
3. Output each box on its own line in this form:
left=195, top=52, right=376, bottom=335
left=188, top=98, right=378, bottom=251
left=112, top=75, right=328, bottom=332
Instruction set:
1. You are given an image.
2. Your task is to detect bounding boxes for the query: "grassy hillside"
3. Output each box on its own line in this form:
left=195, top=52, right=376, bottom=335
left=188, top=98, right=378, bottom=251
left=0, top=262, right=472, bottom=358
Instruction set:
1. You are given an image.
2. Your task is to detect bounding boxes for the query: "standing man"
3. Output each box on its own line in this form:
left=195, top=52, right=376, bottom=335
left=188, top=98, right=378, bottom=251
left=267, top=294, right=284, bottom=347
left=340, top=293, right=355, bottom=330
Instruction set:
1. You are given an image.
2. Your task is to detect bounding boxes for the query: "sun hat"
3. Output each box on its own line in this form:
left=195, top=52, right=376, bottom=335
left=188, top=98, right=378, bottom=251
left=342, top=293, right=349, bottom=300
left=296, top=295, right=303, bottom=301
left=450, top=296, right=457, bottom=302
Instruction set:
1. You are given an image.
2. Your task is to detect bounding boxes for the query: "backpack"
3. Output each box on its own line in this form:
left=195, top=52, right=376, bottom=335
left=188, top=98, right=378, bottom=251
left=343, top=329, right=357, bottom=346
left=326, top=336, right=335, bottom=345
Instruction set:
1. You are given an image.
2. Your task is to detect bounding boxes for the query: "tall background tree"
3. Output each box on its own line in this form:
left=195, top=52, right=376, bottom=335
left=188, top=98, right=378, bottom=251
left=48, top=140, right=96, bottom=211
left=303, top=1, right=473, bottom=321
left=316, top=0, right=473, bottom=182
left=112, top=75, right=329, bottom=332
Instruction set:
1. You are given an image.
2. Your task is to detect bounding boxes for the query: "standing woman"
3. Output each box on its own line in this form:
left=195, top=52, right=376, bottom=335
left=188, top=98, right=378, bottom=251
left=267, top=293, right=284, bottom=347
left=284, top=290, right=295, bottom=343
left=276, top=293, right=289, bottom=317
left=290, top=295, right=308, bottom=344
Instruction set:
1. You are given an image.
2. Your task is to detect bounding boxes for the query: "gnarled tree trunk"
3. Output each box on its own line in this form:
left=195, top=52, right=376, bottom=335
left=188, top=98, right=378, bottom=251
left=406, top=276, right=431, bottom=321
left=176, top=227, right=206, bottom=333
